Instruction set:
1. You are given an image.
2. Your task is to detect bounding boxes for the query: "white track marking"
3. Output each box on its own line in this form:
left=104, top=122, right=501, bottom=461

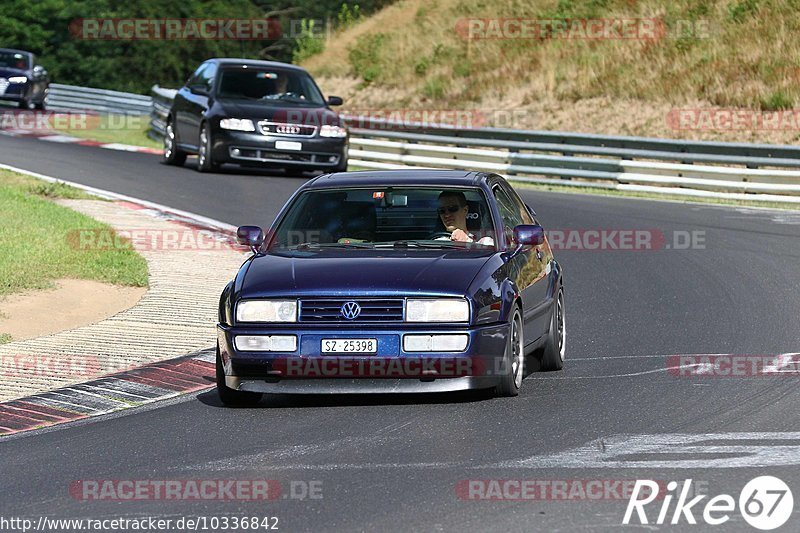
left=496, top=432, right=800, bottom=469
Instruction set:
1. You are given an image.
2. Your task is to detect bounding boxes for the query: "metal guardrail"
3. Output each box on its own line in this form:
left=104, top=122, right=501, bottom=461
left=46, top=83, right=152, bottom=115
left=145, top=87, right=800, bottom=203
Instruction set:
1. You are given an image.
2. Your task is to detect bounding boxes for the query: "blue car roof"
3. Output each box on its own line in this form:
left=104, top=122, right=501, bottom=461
left=304, top=170, right=488, bottom=190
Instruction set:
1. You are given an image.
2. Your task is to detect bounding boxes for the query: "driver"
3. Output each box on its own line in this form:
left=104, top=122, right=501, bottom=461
left=437, top=191, right=494, bottom=246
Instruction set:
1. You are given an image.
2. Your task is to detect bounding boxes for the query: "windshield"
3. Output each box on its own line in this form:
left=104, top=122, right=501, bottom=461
left=271, top=187, right=496, bottom=250
left=0, top=50, right=30, bottom=70
left=217, top=68, right=325, bottom=105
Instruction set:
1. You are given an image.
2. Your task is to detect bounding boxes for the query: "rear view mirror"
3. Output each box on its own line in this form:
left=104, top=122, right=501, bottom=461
left=236, top=225, right=265, bottom=252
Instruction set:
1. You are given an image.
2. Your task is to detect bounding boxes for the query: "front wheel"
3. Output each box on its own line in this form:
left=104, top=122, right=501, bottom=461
left=495, top=306, right=524, bottom=397
left=197, top=123, right=219, bottom=172
left=539, top=288, right=566, bottom=371
left=334, top=157, right=348, bottom=173
left=162, top=119, right=187, bottom=166
left=216, top=347, right=262, bottom=407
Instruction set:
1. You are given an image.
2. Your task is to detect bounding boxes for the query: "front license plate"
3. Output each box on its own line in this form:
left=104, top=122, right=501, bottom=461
left=275, top=140, right=302, bottom=151
left=321, top=339, right=377, bottom=353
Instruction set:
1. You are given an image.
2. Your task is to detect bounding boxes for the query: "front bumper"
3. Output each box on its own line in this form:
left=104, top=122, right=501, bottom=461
left=0, top=81, right=27, bottom=101
left=217, top=322, right=510, bottom=394
left=211, top=129, right=347, bottom=168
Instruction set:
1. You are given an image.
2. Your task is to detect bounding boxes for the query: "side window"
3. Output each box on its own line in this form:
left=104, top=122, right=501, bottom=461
left=502, top=182, right=535, bottom=225
left=202, top=63, right=217, bottom=92
left=186, top=63, right=208, bottom=88
left=493, top=185, right=524, bottom=245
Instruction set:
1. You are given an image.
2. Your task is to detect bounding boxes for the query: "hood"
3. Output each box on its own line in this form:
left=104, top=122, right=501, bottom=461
left=0, top=67, right=27, bottom=78
left=216, top=100, right=340, bottom=125
left=240, top=249, right=494, bottom=298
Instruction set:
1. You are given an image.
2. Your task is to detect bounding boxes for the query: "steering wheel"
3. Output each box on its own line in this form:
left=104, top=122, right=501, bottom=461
left=427, top=231, right=453, bottom=240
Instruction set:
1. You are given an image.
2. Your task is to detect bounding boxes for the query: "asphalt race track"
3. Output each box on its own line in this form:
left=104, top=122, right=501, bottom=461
left=2, top=134, right=800, bottom=531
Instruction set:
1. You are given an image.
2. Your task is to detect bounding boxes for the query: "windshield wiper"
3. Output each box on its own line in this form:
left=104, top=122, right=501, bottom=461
left=376, top=240, right=468, bottom=249
left=291, top=242, right=374, bottom=250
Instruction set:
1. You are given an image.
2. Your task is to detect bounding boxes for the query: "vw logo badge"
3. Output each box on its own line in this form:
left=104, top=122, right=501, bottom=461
left=340, top=301, right=361, bottom=320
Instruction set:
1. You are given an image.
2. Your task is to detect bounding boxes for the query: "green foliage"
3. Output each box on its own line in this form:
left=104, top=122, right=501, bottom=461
left=728, top=0, right=760, bottom=22
left=292, top=19, right=325, bottom=63
left=337, top=3, right=363, bottom=28
left=0, top=0, right=394, bottom=93
left=761, top=91, right=793, bottom=110
left=422, top=76, right=446, bottom=98
left=348, top=33, right=387, bottom=82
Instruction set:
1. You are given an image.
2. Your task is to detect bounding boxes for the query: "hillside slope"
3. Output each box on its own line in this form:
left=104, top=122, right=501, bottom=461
left=305, top=0, right=800, bottom=144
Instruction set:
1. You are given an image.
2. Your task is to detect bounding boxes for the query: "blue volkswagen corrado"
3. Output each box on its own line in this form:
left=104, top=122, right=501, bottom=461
left=216, top=170, right=565, bottom=405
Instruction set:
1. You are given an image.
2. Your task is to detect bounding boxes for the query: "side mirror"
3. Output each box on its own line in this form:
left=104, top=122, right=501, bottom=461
left=189, top=85, right=208, bottom=96
left=236, top=225, right=265, bottom=253
left=513, top=224, right=544, bottom=246
left=326, top=95, right=343, bottom=106
left=502, top=225, right=544, bottom=262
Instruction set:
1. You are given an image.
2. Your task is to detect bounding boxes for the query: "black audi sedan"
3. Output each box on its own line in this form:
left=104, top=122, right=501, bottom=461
left=164, top=58, right=348, bottom=174
left=0, top=48, right=49, bottom=110
left=216, top=170, right=565, bottom=406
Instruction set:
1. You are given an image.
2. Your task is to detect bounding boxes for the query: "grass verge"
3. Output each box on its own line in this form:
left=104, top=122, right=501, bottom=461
left=0, top=169, right=149, bottom=299
left=52, top=114, right=160, bottom=149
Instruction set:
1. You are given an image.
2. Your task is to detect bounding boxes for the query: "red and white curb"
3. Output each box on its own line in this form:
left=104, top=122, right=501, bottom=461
left=0, top=128, right=162, bottom=155
left=0, top=350, right=216, bottom=436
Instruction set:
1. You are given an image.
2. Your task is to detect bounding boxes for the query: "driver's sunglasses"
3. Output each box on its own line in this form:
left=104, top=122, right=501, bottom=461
left=437, top=204, right=462, bottom=215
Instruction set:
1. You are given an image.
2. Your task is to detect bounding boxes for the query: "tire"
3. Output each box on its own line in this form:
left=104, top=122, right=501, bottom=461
left=162, top=118, right=187, bottom=166
left=540, top=288, right=566, bottom=371
left=495, top=305, right=524, bottom=397
left=334, top=157, right=348, bottom=172
left=197, top=123, right=219, bottom=172
left=18, top=98, right=33, bottom=110
left=216, top=346, right=262, bottom=407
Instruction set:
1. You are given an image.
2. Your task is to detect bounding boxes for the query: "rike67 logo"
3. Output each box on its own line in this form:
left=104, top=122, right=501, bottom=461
left=623, top=476, right=793, bottom=530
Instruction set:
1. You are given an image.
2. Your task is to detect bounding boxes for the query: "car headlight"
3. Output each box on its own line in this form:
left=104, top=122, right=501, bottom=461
left=319, top=125, right=347, bottom=138
left=8, top=76, right=27, bottom=84
left=405, top=299, right=469, bottom=322
left=219, top=118, right=256, bottom=132
left=234, top=335, right=297, bottom=352
left=236, top=300, right=297, bottom=323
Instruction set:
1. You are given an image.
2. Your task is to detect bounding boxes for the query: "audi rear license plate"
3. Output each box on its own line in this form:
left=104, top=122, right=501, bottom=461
left=321, top=339, right=378, bottom=354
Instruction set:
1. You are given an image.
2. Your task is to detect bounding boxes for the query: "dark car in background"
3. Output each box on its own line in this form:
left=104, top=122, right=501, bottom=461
left=216, top=170, right=566, bottom=406
left=0, top=48, right=49, bottom=110
left=163, top=58, right=348, bottom=175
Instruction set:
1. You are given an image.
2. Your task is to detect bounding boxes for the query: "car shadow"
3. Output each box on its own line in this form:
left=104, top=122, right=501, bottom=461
left=174, top=157, right=323, bottom=179
left=196, top=387, right=495, bottom=409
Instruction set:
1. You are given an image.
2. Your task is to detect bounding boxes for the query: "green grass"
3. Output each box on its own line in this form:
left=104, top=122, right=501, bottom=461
left=0, top=333, right=11, bottom=344
left=52, top=114, right=160, bottom=149
left=0, top=169, right=149, bottom=298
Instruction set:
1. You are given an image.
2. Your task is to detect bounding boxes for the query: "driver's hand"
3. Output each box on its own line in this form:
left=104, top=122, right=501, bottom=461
left=451, top=229, right=470, bottom=242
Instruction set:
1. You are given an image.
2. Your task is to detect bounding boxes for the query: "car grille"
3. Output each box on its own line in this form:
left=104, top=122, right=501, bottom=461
left=257, top=121, right=317, bottom=137
left=299, top=298, right=404, bottom=322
